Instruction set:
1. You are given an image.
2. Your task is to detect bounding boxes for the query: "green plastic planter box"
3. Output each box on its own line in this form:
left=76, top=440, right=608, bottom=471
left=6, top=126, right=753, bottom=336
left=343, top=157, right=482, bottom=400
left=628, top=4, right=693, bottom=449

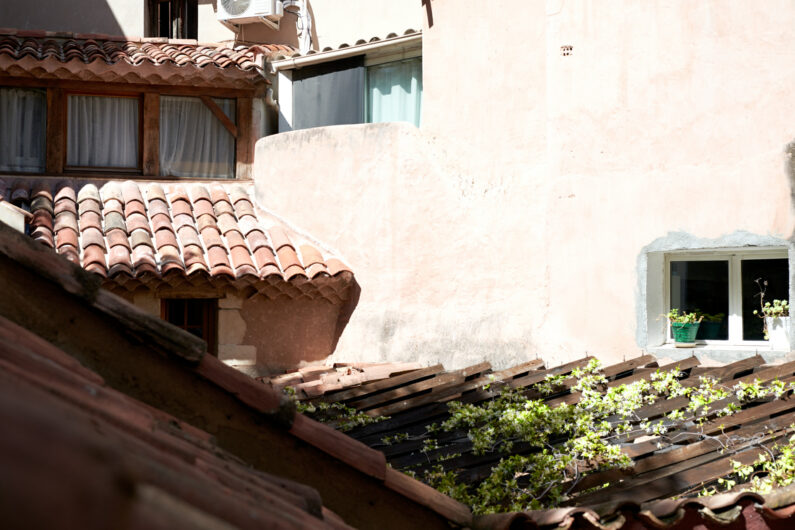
left=672, top=322, right=700, bottom=347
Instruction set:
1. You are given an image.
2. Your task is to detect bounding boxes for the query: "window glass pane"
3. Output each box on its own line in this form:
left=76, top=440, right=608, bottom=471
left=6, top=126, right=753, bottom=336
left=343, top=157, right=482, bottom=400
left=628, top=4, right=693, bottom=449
left=0, top=87, right=46, bottom=172
left=741, top=258, right=789, bottom=341
left=67, top=95, right=139, bottom=168
left=160, top=96, right=235, bottom=178
left=367, top=57, right=423, bottom=127
left=290, top=55, right=365, bottom=131
left=670, top=261, right=729, bottom=340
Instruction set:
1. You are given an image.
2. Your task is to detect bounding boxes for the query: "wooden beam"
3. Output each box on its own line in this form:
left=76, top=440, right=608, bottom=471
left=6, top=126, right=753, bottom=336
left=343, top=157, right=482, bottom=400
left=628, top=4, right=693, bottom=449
left=142, top=93, right=159, bottom=177
left=45, top=88, right=64, bottom=174
left=236, top=96, right=253, bottom=180
left=199, top=95, right=237, bottom=138
left=0, top=76, right=262, bottom=97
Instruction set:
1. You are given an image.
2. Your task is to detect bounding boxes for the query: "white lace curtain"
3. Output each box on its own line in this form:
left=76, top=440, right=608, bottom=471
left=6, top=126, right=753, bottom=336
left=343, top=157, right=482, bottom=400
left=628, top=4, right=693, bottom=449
left=0, top=88, right=46, bottom=172
left=160, top=96, right=235, bottom=179
left=67, top=95, right=139, bottom=168
left=367, top=57, right=423, bottom=127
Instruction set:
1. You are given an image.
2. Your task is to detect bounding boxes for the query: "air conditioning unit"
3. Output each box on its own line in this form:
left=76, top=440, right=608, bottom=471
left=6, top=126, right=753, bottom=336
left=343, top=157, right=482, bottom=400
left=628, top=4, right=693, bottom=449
left=218, top=0, right=284, bottom=25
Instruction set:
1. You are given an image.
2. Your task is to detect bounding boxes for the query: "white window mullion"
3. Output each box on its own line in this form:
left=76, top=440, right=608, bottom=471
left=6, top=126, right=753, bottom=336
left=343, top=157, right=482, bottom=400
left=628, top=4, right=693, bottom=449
left=728, top=254, right=743, bottom=343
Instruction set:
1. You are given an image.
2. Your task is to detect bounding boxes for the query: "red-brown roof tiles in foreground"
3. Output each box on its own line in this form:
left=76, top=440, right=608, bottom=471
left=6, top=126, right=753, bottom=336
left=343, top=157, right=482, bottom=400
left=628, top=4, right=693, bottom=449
left=1, top=178, right=353, bottom=301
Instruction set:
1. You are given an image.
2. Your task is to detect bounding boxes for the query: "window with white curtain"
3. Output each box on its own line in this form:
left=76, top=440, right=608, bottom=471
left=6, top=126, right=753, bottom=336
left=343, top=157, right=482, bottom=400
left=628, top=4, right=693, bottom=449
left=160, top=96, right=235, bottom=179
left=366, top=57, right=423, bottom=127
left=0, top=87, right=46, bottom=172
left=67, top=95, right=140, bottom=168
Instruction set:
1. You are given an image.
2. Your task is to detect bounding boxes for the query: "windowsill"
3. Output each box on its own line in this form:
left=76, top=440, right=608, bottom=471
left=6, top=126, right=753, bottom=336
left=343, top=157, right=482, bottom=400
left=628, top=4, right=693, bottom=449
left=648, top=343, right=794, bottom=364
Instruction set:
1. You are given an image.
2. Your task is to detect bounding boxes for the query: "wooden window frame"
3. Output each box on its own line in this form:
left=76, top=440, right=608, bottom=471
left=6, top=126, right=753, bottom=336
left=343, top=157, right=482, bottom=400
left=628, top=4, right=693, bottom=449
left=63, top=91, right=144, bottom=174
left=160, top=298, right=218, bottom=356
left=0, top=78, right=257, bottom=179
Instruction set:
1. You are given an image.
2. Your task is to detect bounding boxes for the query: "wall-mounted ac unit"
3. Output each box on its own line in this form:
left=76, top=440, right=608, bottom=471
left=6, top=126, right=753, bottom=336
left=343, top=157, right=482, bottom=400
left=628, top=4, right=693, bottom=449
left=218, top=0, right=284, bottom=25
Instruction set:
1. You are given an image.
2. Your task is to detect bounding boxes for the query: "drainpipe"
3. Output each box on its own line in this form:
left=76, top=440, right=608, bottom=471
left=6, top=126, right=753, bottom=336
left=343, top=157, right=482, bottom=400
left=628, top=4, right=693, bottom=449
left=283, top=0, right=312, bottom=54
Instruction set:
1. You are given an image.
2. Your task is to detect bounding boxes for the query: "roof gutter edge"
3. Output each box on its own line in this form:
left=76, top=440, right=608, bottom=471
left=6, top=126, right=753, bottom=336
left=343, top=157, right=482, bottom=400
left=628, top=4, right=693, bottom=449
left=269, top=33, right=422, bottom=72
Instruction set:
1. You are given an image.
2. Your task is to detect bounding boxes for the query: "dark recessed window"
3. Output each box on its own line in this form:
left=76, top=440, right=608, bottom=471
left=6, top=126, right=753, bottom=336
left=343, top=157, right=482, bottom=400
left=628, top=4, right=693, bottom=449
left=149, top=0, right=198, bottom=39
left=161, top=298, right=218, bottom=355
left=668, top=251, right=789, bottom=344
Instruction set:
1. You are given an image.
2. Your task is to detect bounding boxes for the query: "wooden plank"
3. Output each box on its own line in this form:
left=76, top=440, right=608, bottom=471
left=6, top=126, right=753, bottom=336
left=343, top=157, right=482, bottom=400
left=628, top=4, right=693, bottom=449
left=142, top=93, right=159, bottom=177
left=351, top=362, right=490, bottom=412
left=0, top=76, right=260, bottom=97
left=200, top=95, right=238, bottom=138
left=45, top=87, right=64, bottom=174
left=236, top=96, right=253, bottom=180
left=507, top=357, right=595, bottom=391
left=320, top=365, right=444, bottom=404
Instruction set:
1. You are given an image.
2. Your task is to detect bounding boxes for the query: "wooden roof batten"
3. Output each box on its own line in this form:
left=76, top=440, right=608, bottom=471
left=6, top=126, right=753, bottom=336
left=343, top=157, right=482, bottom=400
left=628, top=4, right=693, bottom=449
left=274, top=350, right=795, bottom=528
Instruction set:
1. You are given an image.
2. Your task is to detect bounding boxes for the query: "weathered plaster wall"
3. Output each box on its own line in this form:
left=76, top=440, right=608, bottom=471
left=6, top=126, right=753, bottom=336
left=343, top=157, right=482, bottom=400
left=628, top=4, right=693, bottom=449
left=130, top=290, right=346, bottom=374
left=0, top=0, right=141, bottom=36
left=255, top=1, right=795, bottom=369
left=307, top=0, right=421, bottom=50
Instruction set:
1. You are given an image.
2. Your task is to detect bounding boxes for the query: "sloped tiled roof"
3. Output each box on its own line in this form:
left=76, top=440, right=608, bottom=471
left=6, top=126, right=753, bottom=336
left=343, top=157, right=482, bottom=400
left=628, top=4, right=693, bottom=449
left=0, top=28, right=294, bottom=88
left=0, top=314, right=352, bottom=530
left=0, top=222, right=471, bottom=529
left=280, top=355, right=795, bottom=529
left=2, top=178, right=353, bottom=302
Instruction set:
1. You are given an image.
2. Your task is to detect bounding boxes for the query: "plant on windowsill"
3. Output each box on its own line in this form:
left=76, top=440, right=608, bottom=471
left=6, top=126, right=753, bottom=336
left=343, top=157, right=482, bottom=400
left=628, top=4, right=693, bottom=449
left=693, top=309, right=726, bottom=340
left=667, top=309, right=703, bottom=347
left=753, top=279, right=790, bottom=350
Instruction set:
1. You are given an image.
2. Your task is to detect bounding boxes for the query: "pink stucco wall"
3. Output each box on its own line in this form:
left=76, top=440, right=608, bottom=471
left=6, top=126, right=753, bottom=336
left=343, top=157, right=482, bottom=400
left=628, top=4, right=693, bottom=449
left=255, top=1, right=795, bottom=369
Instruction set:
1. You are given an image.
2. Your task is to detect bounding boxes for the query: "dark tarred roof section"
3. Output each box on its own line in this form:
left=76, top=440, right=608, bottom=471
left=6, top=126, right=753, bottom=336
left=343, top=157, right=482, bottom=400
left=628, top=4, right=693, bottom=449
left=2, top=178, right=353, bottom=302
left=0, top=314, right=353, bottom=530
left=277, top=355, right=795, bottom=529
left=0, top=28, right=294, bottom=88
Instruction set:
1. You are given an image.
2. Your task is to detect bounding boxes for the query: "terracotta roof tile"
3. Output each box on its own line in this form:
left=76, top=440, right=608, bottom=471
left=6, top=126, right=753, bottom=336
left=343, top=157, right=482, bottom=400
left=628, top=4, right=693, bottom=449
left=55, top=227, right=78, bottom=249
left=106, top=228, right=130, bottom=250
left=268, top=225, right=293, bottom=250
left=154, top=228, right=178, bottom=249
left=147, top=198, right=169, bottom=217
left=4, top=180, right=354, bottom=301
left=81, top=227, right=105, bottom=250
left=0, top=31, right=294, bottom=89
left=82, top=244, right=105, bottom=268
left=225, top=229, right=248, bottom=249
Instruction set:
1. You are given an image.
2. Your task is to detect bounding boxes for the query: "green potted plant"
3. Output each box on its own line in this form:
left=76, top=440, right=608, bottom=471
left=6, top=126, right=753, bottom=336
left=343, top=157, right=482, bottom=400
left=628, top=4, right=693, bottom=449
left=694, top=309, right=725, bottom=340
left=753, top=278, right=790, bottom=351
left=667, top=309, right=703, bottom=347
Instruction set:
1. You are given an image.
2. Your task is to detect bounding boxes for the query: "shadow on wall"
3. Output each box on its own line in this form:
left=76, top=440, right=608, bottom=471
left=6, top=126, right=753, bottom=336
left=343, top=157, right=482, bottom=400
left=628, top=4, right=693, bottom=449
left=0, top=0, right=125, bottom=35
left=787, top=139, right=795, bottom=240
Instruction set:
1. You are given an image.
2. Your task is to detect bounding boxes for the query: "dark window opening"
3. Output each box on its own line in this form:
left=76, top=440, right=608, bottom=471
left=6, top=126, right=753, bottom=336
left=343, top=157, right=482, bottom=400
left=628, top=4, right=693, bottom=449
left=149, top=0, right=198, bottom=40
left=161, top=298, right=217, bottom=355
left=670, top=260, right=729, bottom=340
left=741, top=259, right=789, bottom=341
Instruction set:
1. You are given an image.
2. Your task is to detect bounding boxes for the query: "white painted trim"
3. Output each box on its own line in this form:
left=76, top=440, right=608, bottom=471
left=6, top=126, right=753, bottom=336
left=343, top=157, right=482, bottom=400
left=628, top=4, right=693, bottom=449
left=663, top=247, right=788, bottom=346
left=276, top=69, right=294, bottom=132
left=269, top=33, right=422, bottom=72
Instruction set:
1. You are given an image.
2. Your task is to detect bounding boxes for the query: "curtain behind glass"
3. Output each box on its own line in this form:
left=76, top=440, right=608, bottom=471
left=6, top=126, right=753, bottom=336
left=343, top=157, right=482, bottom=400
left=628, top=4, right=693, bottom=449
left=160, top=96, right=235, bottom=179
left=67, top=95, right=139, bottom=168
left=367, top=57, right=422, bottom=127
left=0, top=88, right=46, bottom=172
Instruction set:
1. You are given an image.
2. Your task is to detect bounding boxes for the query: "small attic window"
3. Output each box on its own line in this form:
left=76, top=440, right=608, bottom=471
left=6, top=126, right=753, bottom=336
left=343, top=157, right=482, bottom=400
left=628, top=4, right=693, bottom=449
left=149, top=0, right=198, bottom=39
left=161, top=298, right=218, bottom=355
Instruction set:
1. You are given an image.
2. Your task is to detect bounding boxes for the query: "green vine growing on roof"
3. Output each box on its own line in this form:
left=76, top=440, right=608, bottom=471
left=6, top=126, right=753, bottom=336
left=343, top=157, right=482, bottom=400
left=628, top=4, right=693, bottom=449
left=407, top=360, right=795, bottom=513
left=282, top=386, right=388, bottom=432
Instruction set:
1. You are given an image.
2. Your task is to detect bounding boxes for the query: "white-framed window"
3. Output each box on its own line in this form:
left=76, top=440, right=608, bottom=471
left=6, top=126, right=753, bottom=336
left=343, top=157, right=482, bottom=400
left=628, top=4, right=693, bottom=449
left=274, top=33, right=423, bottom=132
left=664, top=248, right=789, bottom=346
